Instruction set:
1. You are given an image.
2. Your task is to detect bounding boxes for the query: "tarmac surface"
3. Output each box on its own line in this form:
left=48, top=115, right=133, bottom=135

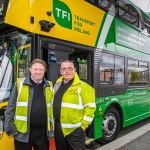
left=96, top=121, right=150, bottom=150
left=117, top=131, right=150, bottom=150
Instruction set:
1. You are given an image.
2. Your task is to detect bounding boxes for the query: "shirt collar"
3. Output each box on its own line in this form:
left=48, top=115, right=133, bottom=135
left=31, top=76, right=43, bottom=84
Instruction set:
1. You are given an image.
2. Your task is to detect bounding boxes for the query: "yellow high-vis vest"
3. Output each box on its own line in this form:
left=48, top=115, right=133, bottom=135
left=14, top=78, right=53, bottom=133
left=54, top=73, right=96, bottom=136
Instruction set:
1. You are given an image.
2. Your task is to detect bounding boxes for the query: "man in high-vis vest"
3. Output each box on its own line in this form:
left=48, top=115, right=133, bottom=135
left=4, top=59, right=53, bottom=150
left=53, top=60, right=96, bottom=150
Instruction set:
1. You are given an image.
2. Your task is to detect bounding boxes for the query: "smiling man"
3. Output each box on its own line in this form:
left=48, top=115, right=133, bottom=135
left=4, top=59, right=53, bottom=150
left=53, top=60, right=96, bottom=150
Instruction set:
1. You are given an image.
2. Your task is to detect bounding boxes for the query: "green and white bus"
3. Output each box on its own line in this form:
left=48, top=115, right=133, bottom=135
left=0, top=0, right=150, bottom=149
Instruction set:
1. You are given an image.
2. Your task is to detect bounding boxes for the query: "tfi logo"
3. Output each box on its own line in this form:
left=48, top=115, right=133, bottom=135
left=53, top=0, right=72, bottom=29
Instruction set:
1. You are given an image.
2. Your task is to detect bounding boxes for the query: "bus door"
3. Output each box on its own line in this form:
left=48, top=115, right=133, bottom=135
left=41, top=41, right=93, bottom=86
left=41, top=40, right=94, bottom=141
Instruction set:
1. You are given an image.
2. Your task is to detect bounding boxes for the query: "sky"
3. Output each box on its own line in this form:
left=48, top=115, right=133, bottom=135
left=130, top=0, right=150, bottom=12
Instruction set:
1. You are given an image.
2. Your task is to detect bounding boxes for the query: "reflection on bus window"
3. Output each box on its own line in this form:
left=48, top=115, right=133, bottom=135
left=118, top=5, right=139, bottom=28
left=0, top=32, right=32, bottom=103
left=100, top=53, right=125, bottom=85
left=86, top=0, right=115, bottom=15
left=18, top=44, right=31, bottom=78
left=98, top=0, right=115, bottom=11
left=0, top=40, right=17, bottom=103
left=79, top=60, right=87, bottom=81
left=128, top=59, right=148, bottom=86
left=141, top=17, right=150, bottom=35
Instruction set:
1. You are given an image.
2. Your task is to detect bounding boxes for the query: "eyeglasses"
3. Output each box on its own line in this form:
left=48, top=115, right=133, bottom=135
left=61, top=67, right=74, bottom=72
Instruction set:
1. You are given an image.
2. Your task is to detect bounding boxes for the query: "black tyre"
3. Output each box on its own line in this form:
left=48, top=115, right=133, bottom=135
left=100, top=106, right=121, bottom=144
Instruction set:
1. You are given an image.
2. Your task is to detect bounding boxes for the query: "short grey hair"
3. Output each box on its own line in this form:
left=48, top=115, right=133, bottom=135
left=30, top=59, right=47, bottom=71
left=60, top=60, right=75, bottom=68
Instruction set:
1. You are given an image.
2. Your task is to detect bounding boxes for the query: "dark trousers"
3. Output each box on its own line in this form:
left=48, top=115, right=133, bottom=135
left=14, top=128, right=49, bottom=150
left=54, top=121, right=85, bottom=150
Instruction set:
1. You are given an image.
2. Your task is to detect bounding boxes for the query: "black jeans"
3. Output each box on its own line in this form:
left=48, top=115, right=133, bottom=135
left=14, top=128, right=49, bottom=150
left=54, top=121, right=85, bottom=150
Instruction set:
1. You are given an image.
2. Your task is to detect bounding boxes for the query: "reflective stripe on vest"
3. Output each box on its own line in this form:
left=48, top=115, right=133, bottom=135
left=15, top=115, right=27, bottom=121
left=61, top=122, right=81, bottom=128
left=61, top=88, right=84, bottom=110
left=16, top=102, right=28, bottom=106
left=83, top=115, right=93, bottom=122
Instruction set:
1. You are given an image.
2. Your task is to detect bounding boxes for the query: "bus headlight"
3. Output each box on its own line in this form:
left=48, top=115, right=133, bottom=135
left=0, top=119, right=3, bottom=139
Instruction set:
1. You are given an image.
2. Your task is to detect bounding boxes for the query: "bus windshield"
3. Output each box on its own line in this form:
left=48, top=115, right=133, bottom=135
left=0, top=32, right=32, bottom=103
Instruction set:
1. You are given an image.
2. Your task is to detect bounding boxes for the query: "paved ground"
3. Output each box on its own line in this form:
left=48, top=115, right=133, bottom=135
left=96, top=122, right=150, bottom=150
left=117, top=131, right=150, bottom=150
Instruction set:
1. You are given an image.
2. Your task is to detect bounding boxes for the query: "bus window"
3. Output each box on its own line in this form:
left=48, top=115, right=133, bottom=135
left=79, top=63, right=87, bottom=81
left=17, top=44, right=31, bottom=78
left=0, top=40, right=16, bottom=103
left=118, top=4, right=139, bottom=28
left=98, top=0, right=115, bottom=13
left=0, top=0, right=9, bottom=21
left=141, top=17, right=150, bottom=35
left=0, top=32, right=32, bottom=103
left=100, top=53, right=114, bottom=85
left=115, top=55, right=125, bottom=85
left=128, top=59, right=148, bottom=86
left=85, top=0, right=115, bottom=15
left=100, top=53, right=125, bottom=85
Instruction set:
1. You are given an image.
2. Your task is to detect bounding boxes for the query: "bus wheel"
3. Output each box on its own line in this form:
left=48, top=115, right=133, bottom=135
left=100, top=106, right=121, bottom=144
